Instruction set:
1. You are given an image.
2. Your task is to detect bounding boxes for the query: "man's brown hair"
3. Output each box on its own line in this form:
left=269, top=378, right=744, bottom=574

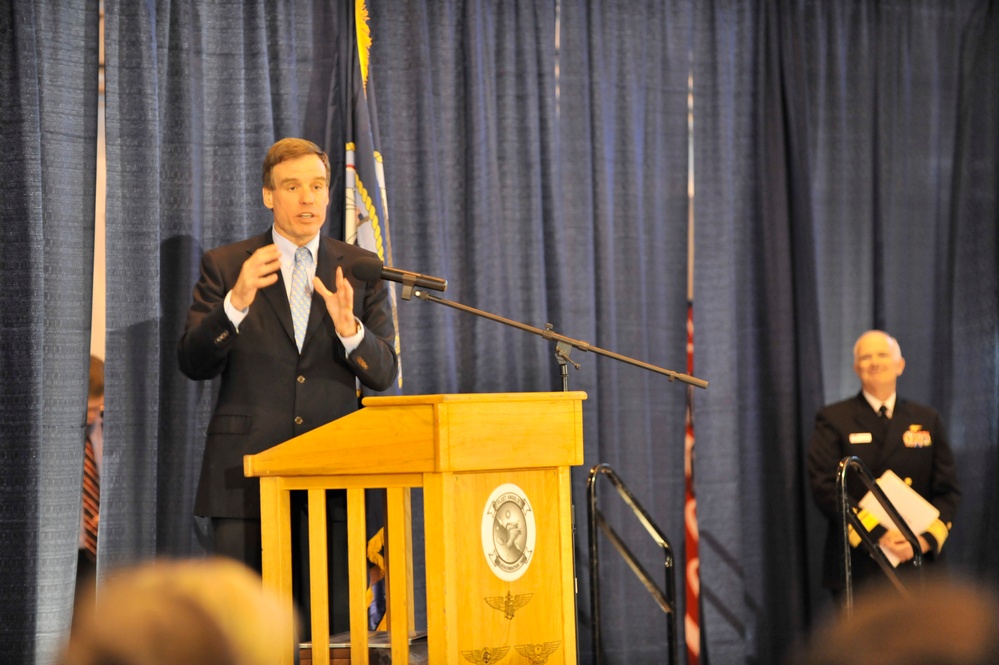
left=261, top=138, right=331, bottom=189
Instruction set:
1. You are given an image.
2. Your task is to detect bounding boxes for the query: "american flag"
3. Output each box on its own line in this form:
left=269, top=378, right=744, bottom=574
left=684, top=302, right=701, bottom=664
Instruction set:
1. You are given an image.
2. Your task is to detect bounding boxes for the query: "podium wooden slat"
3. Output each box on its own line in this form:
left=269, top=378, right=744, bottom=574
left=259, top=477, right=294, bottom=638
left=246, top=391, right=585, bottom=664
left=422, top=471, right=457, bottom=663
left=307, top=489, right=330, bottom=665
left=346, top=488, right=368, bottom=664
left=386, top=487, right=411, bottom=663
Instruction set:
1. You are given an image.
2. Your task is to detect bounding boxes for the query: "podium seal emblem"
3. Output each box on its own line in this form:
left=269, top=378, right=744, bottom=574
left=481, top=483, right=537, bottom=582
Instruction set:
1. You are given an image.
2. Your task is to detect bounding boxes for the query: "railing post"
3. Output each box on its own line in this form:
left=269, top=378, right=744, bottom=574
left=587, top=464, right=605, bottom=665
left=587, top=463, right=677, bottom=665
left=837, top=455, right=924, bottom=614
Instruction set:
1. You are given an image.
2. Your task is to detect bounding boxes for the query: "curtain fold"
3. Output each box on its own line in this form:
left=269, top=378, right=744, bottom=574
left=935, top=0, right=999, bottom=579
left=367, top=0, right=560, bottom=397
left=0, top=2, right=99, bottom=662
left=692, top=1, right=785, bottom=660
left=555, top=1, right=694, bottom=660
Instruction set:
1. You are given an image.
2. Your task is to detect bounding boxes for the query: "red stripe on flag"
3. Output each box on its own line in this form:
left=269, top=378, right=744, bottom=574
left=684, top=302, right=701, bottom=664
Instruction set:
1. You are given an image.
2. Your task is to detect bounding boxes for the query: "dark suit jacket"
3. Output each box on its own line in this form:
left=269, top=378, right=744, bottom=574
left=807, top=392, right=960, bottom=589
left=178, top=230, right=398, bottom=519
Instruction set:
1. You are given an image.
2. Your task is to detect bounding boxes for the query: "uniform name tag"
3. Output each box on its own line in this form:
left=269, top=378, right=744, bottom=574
left=849, top=432, right=873, bottom=444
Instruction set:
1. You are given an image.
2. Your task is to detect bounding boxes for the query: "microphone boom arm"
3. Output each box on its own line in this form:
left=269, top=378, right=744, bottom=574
left=411, top=288, right=708, bottom=390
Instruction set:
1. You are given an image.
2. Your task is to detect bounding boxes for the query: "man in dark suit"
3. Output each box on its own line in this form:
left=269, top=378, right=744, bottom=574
left=807, top=330, right=960, bottom=595
left=178, top=137, right=398, bottom=633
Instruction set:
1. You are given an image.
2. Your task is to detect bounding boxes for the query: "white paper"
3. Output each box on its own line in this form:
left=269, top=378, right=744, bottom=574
left=858, top=469, right=939, bottom=566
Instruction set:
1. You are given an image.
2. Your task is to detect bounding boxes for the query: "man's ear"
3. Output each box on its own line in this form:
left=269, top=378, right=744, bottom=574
left=897, top=357, right=906, bottom=377
left=262, top=187, right=274, bottom=209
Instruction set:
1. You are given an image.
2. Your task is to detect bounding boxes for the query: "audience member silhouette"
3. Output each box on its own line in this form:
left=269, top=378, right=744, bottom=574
left=59, top=558, right=297, bottom=665
left=792, top=576, right=999, bottom=665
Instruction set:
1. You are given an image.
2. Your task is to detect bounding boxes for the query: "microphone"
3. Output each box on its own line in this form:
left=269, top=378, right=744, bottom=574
left=352, top=255, right=448, bottom=292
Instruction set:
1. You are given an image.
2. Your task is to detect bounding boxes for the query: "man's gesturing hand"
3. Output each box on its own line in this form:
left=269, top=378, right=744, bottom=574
left=231, top=245, right=281, bottom=311
left=313, top=267, right=358, bottom=337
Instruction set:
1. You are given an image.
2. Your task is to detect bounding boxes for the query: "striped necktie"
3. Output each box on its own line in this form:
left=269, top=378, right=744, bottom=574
left=82, top=436, right=99, bottom=560
left=290, top=247, right=313, bottom=351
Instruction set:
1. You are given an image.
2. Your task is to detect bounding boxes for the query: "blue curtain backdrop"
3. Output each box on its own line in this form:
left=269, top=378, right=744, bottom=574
left=2, top=1, right=997, bottom=664
left=550, top=1, right=694, bottom=659
left=0, top=1, right=99, bottom=663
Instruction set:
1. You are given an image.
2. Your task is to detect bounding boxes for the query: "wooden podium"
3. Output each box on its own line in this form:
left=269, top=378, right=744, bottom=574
left=244, top=391, right=585, bottom=665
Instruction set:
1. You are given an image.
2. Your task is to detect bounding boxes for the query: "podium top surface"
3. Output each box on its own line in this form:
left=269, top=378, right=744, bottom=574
left=244, top=391, right=586, bottom=479
left=361, top=390, right=587, bottom=407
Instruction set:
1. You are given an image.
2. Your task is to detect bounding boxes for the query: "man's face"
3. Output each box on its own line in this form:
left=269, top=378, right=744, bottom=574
left=853, top=332, right=905, bottom=397
left=262, top=154, right=330, bottom=246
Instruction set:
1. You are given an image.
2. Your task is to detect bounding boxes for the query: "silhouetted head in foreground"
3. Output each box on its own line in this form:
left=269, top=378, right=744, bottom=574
left=59, top=558, right=297, bottom=665
left=794, top=576, right=999, bottom=665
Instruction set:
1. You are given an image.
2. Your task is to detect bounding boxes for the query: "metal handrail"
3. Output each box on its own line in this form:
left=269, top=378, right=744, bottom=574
left=587, top=463, right=677, bottom=665
left=837, top=456, right=924, bottom=612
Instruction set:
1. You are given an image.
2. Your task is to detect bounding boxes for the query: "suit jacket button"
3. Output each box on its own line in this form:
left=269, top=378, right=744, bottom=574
left=294, top=416, right=303, bottom=425
left=297, top=375, right=305, bottom=383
